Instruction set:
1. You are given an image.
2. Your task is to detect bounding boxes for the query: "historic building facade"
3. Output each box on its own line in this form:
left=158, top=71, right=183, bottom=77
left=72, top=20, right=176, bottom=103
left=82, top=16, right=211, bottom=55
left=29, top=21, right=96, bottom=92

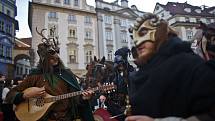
left=0, top=0, right=19, bottom=79
left=13, top=37, right=31, bottom=79
left=153, top=2, right=215, bottom=41
left=95, top=0, right=145, bottom=60
left=29, top=0, right=98, bottom=75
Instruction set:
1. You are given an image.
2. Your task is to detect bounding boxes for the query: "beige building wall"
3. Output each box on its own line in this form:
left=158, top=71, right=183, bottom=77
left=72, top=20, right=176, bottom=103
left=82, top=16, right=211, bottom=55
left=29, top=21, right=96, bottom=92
left=29, top=1, right=98, bottom=76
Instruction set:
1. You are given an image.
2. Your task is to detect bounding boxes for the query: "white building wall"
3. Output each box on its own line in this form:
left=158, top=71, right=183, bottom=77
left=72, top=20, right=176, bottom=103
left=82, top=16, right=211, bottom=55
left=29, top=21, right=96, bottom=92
left=181, top=27, right=187, bottom=41
left=59, top=12, right=68, bottom=67
left=96, top=0, right=145, bottom=60
left=190, top=18, right=196, bottom=22
left=168, top=18, right=176, bottom=25
left=179, top=17, right=186, bottom=22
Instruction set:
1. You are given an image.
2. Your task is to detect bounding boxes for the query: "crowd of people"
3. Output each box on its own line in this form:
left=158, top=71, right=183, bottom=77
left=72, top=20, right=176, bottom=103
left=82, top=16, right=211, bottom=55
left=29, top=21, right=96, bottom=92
left=0, top=12, right=214, bottom=121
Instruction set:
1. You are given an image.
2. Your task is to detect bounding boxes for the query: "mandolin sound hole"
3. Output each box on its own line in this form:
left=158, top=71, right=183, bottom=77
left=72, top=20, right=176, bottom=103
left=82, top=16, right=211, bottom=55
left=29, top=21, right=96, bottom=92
left=35, top=97, right=45, bottom=107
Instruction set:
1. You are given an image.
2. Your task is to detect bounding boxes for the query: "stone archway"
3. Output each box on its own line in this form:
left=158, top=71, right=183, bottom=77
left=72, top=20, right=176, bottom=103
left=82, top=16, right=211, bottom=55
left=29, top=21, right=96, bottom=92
left=14, top=54, right=31, bottom=79
left=14, top=54, right=31, bottom=64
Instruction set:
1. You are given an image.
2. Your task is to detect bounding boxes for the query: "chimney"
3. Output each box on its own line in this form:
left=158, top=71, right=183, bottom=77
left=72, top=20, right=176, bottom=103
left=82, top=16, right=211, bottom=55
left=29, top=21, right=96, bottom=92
left=121, top=0, right=128, bottom=8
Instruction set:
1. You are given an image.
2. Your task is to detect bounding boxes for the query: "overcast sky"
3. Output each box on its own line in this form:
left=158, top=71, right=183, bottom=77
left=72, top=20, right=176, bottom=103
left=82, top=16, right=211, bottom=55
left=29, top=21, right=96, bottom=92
left=16, top=0, right=214, bottom=38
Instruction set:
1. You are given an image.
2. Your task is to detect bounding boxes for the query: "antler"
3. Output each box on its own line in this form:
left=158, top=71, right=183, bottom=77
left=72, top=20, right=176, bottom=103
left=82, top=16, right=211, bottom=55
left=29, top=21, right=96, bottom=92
left=36, top=27, right=51, bottom=45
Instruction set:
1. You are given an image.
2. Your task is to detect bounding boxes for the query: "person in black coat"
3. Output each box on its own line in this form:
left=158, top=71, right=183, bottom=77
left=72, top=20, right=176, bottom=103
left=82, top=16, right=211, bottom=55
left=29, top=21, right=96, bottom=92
left=125, top=13, right=215, bottom=121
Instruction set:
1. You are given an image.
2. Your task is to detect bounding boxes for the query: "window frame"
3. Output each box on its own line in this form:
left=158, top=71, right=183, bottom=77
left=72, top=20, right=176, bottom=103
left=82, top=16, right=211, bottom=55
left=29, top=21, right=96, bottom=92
left=85, top=50, right=92, bottom=63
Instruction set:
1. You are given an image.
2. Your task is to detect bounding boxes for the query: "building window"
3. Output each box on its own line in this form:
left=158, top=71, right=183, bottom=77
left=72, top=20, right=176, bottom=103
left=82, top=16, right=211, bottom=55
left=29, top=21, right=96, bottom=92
left=107, top=50, right=113, bottom=61
left=55, top=0, right=60, bottom=3
left=68, top=14, right=76, bottom=23
left=105, top=31, right=113, bottom=40
left=69, top=50, right=76, bottom=63
left=6, top=24, right=11, bottom=35
left=0, top=44, right=3, bottom=56
left=85, top=50, right=92, bottom=63
left=120, top=20, right=126, bottom=27
left=7, top=10, right=11, bottom=16
left=206, top=19, right=210, bottom=24
left=0, top=21, right=4, bottom=31
left=85, top=16, right=92, bottom=24
left=48, top=12, right=57, bottom=19
left=74, top=0, right=79, bottom=6
left=68, top=28, right=76, bottom=38
left=185, top=17, right=190, bottom=22
left=104, top=16, right=112, bottom=24
left=64, top=0, right=70, bottom=5
left=155, top=6, right=159, bottom=10
left=85, top=31, right=92, bottom=39
left=196, top=18, right=201, bottom=23
left=121, top=32, right=127, bottom=43
left=25, top=68, right=28, bottom=74
left=16, top=66, right=19, bottom=75
left=161, top=13, right=164, bottom=17
left=186, top=30, right=193, bottom=40
left=20, top=67, right=23, bottom=75
left=6, top=47, right=11, bottom=58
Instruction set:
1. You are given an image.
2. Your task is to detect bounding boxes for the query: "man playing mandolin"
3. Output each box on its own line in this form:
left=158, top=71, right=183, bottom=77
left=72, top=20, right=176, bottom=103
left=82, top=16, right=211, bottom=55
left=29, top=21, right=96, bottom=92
left=6, top=28, right=94, bottom=121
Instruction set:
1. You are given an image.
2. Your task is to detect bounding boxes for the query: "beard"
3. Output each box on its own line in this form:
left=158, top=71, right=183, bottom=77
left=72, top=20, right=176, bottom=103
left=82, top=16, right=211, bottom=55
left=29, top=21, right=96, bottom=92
left=134, top=50, right=155, bottom=66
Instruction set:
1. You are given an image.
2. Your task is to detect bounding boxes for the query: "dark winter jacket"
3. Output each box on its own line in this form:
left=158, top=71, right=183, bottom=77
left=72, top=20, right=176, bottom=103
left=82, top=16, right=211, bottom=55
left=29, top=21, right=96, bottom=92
left=128, top=37, right=215, bottom=118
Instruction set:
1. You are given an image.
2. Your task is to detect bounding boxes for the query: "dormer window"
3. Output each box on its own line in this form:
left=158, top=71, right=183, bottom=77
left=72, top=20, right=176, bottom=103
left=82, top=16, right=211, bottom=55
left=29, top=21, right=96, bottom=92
left=185, top=17, right=190, bottom=22
left=195, top=9, right=201, bottom=13
left=196, top=18, right=201, bottom=23
left=161, top=13, right=164, bottom=17
left=184, top=8, right=191, bottom=13
left=155, top=6, right=159, bottom=10
left=131, top=5, right=137, bottom=10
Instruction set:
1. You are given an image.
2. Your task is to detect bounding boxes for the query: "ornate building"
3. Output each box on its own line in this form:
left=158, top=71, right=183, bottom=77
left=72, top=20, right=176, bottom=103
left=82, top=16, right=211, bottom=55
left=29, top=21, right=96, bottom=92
left=153, top=2, right=215, bottom=41
left=28, top=0, right=98, bottom=76
left=13, top=37, right=31, bottom=79
left=0, top=0, right=19, bottom=79
left=95, top=0, right=145, bottom=60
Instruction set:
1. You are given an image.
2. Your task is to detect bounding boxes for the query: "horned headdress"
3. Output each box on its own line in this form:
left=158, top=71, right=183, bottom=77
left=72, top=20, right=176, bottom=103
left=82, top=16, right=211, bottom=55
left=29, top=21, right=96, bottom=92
left=36, top=27, right=60, bottom=62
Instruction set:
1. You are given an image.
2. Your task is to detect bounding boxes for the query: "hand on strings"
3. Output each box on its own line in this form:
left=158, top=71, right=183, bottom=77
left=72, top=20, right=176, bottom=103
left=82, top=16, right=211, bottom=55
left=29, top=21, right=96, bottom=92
left=82, top=89, right=94, bottom=100
left=125, top=115, right=154, bottom=121
left=23, top=86, right=46, bottom=99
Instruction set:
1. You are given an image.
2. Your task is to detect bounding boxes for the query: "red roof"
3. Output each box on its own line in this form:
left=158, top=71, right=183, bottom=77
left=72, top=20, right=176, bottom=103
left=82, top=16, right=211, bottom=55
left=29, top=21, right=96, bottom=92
left=19, top=38, right=32, bottom=46
left=15, top=38, right=32, bottom=49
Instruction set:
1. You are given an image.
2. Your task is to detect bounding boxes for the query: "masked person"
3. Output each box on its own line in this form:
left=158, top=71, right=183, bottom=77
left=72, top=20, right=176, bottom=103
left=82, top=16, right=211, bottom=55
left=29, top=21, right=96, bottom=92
left=6, top=35, right=94, bottom=121
left=191, top=22, right=215, bottom=61
left=125, top=13, right=215, bottom=121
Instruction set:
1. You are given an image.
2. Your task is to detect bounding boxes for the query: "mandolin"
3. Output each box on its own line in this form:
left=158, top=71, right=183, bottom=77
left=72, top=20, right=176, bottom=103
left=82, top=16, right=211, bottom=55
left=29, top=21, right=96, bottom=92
left=15, top=84, right=116, bottom=121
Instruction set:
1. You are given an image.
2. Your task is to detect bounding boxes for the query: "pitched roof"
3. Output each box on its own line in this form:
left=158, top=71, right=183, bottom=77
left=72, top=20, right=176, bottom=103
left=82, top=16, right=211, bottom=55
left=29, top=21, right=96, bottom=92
left=205, top=6, right=215, bottom=12
left=19, top=38, right=32, bottom=46
left=158, top=2, right=214, bottom=17
left=15, top=38, right=32, bottom=48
